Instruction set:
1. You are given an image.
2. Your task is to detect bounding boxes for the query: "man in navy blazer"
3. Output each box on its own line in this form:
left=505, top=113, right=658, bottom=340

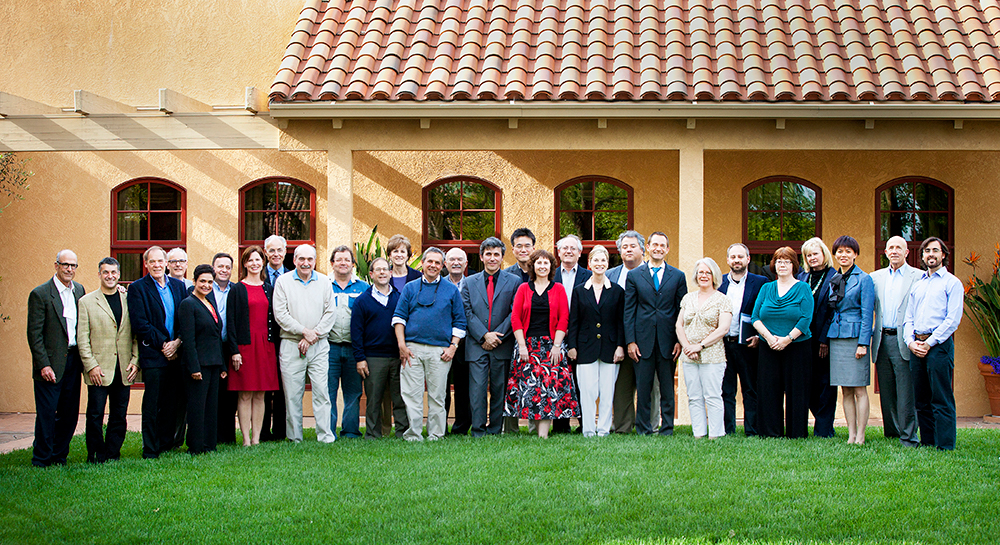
left=624, top=232, right=687, bottom=436
left=127, top=246, right=186, bottom=458
left=718, top=243, right=767, bottom=436
left=262, top=234, right=289, bottom=441
left=552, top=235, right=592, bottom=433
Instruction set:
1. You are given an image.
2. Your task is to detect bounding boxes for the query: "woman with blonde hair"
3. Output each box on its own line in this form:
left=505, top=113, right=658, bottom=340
left=796, top=237, right=839, bottom=437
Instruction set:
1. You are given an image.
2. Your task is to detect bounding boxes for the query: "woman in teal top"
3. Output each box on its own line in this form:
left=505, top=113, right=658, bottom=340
left=751, top=247, right=814, bottom=438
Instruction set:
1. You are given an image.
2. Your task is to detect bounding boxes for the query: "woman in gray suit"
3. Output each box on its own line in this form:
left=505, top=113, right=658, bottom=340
left=827, top=236, right=876, bottom=445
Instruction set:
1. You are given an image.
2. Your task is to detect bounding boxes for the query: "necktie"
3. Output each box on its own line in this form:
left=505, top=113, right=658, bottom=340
left=651, top=266, right=662, bottom=291
left=487, top=274, right=495, bottom=329
left=271, top=269, right=279, bottom=285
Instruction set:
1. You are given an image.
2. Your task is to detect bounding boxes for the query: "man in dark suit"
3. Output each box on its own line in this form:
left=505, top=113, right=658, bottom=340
left=718, top=243, right=767, bottom=436
left=624, top=232, right=686, bottom=436
left=462, top=237, right=520, bottom=436
left=127, top=246, right=186, bottom=458
left=27, top=249, right=86, bottom=467
left=552, top=234, right=592, bottom=433
left=262, top=234, right=289, bottom=441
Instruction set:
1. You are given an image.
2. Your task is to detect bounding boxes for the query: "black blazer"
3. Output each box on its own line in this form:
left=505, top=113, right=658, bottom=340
left=226, top=281, right=279, bottom=350
left=26, top=278, right=85, bottom=381
left=127, top=275, right=186, bottom=369
left=623, top=262, right=688, bottom=359
left=554, top=266, right=592, bottom=290
left=567, top=280, right=625, bottom=364
left=797, top=267, right=837, bottom=343
left=177, top=295, right=225, bottom=375
left=719, top=272, right=767, bottom=341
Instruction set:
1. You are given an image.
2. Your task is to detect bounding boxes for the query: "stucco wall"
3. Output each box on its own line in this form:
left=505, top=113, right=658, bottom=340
left=704, top=149, right=998, bottom=419
left=0, top=149, right=326, bottom=412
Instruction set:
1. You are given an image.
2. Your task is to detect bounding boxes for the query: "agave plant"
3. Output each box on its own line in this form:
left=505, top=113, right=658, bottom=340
left=963, top=245, right=1000, bottom=361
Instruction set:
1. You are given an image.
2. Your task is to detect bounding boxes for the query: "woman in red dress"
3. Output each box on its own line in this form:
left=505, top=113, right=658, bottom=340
left=226, top=246, right=280, bottom=445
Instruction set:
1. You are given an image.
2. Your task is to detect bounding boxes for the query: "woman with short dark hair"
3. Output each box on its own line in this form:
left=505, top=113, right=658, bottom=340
left=827, top=235, right=876, bottom=445
left=751, top=247, right=814, bottom=438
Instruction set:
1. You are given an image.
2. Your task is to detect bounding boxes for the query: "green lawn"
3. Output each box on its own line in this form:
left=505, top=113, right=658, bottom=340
left=0, top=427, right=997, bottom=544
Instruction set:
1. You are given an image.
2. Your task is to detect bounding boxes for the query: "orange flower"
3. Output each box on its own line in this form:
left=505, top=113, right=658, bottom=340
left=964, top=251, right=981, bottom=267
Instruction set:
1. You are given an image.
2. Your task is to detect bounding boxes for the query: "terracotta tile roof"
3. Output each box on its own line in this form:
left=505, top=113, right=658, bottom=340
left=270, top=0, right=1000, bottom=103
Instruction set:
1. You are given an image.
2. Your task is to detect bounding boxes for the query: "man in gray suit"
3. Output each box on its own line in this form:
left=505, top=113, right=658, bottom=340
left=871, top=235, right=921, bottom=446
left=624, top=232, right=687, bottom=436
left=462, top=237, right=520, bottom=436
left=27, top=249, right=85, bottom=467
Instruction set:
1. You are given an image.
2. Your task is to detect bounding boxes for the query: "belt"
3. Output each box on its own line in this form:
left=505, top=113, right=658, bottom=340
left=882, top=328, right=897, bottom=336
left=915, top=333, right=931, bottom=341
left=723, top=335, right=739, bottom=343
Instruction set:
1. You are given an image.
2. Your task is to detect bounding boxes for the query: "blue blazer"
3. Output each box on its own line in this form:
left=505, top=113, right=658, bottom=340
left=554, top=265, right=592, bottom=289
left=719, top=272, right=767, bottom=341
left=825, top=265, right=876, bottom=347
left=127, top=275, right=186, bottom=369
left=797, top=267, right=837, bottom=343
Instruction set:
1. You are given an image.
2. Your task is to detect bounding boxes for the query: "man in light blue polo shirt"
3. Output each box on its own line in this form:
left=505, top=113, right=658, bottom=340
left=328, top=245, right=369, bottom=439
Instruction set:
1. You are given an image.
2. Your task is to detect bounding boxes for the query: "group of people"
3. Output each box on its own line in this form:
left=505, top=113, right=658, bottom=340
left=26, top=226, right=963, bottom=466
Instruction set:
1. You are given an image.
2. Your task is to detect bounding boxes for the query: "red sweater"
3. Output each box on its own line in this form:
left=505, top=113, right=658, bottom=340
left=512, top=282, right=569, bottom=339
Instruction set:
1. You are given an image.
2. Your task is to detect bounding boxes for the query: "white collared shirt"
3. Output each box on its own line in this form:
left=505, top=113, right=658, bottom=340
left=881, top=265, right=906, bottom=328
left=561, top=265, right=578, bottom=308
left=53, top=276, right=77, bottom=347
left=584, top=276, right=612, bottom=290
left=726, top=273, right=747, bottom=337
left=616, top=264, right=635, bottom=289
left=372, top=286, right=392, bottom=307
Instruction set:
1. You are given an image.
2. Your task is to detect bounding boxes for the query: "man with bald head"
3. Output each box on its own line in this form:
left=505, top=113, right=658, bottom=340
left=443, top=247, right=472, bottom=435
left=871, top=236, right=921, bottom=446
left=272, top=244, right=337, bottom=443
left=27, top=249, right=85, bottom=466
left=166, top=248, right=193, bottom=289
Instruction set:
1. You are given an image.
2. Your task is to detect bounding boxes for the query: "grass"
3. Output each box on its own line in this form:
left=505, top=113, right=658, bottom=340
left=0, top=426, right=997, bottom=544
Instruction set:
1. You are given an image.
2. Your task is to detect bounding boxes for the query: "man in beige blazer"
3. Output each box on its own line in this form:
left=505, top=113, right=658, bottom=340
left=77, top=257, right=139, bottom=463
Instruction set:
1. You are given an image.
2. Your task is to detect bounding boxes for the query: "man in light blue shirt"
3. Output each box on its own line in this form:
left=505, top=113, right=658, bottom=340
left=212, top=252, right=236, bottom=444
left=903, top=237, right=963, bottom=450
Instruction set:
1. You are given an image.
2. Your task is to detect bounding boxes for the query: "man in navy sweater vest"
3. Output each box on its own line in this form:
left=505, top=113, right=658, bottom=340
left=351, top=257, right=409, bottom=439
left=392, top=248, right=467, bottom=441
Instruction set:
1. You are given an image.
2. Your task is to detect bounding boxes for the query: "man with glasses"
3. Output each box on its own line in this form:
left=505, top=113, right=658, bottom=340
left=262, top=234, right=289, bottom=441
left=166, top=248, right=193, bottom=288
left=392, top=247, right=467, bottom=441
left=27, top=250, right=85, bottom=466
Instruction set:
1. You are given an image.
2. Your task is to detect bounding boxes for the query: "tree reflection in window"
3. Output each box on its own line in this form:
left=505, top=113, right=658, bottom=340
left=425, top=178, right=497, bottom=242
left=744, top=177, right=821, bottom=276
left=556, top=176, right=633, bottom=268
left=877, top=178, right=953, bottom=270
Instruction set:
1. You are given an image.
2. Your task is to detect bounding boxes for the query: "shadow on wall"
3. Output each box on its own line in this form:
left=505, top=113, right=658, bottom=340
left=353, top=151, right=424, bottom=245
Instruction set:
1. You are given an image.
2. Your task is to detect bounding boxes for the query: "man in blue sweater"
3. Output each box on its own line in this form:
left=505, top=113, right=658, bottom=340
left=351, top=257, right=408, bottom=439
left=392, top=247, right=467, bottom=441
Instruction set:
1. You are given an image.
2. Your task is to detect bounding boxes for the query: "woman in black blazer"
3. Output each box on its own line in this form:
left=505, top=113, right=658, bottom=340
left=566, top=245, right=626, bottom=437
left=177, top=264, right=227, bottom=455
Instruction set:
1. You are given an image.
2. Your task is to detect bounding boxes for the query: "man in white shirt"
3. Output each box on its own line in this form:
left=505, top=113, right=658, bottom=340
left=553, top=235, right=592, bottom=433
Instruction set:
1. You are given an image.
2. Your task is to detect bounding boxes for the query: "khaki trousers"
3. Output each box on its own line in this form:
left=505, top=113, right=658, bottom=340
left=400, top=342, right=452, bottom=441
left=279, top=339, right=334, bottom=443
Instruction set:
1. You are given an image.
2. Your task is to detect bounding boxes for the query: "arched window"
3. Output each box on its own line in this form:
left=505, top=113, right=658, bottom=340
left=555, top=176, right=633, bottom=266
left=240, top=177, right=316, bottom=268
left=743, top=176, right=821, bottom=275
left=876, top=177, right=953, bottom=270
left=423, top=176, right=501, bottom=271
left=111, top=178, right=186, bottom=282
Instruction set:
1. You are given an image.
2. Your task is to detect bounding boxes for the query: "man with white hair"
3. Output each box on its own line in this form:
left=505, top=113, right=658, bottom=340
left=443, top=247, right=472, bottom=435
left=262, top=234, right=289, bottom=441
left=553, top=234, right=592, bottom=433
left=272, top=244, right=337, bottom=443
left=27, top=249, right=85, bottom=466
left=264, top=235, right=289, bottom=287
left=166, top=248, right=193, bottom=288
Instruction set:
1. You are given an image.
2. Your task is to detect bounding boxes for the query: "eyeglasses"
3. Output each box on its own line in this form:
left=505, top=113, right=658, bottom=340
left=371, top=267, right=390, bottom=273
left=56, top=261, right=79, bottom=270
left=167, top=259, right=187, bottom=264
left=416, top=280, right=440, bottom=307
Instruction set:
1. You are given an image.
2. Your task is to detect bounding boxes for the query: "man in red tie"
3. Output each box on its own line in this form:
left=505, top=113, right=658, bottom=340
left=460, top=237, right=521, bottom=436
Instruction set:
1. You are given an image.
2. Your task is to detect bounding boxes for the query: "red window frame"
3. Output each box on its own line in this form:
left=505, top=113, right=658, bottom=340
left=553, top=176, right=634, bottom=261
left=743, top=176, right=822, bottom=269
left=422, top=176, right=502, bottom=259
left=238, top=176, right=317, bottom=257
left=110, top=177, right=187, bottom=283
left=874, top=177, right=954, bottom=272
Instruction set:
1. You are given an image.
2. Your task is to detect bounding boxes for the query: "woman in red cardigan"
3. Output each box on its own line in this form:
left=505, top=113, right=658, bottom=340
left=505, top=249, right=579, bottom=438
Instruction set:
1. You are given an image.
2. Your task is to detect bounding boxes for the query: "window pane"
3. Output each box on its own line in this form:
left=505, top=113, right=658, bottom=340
left=560, top=181, right=591, bottom=210
left=277, top=211, right=311, bottom=241
left=915, top=212, right=948, bottom=239
left=747, top=211, right=779, bottom=241
left=462, top=182, right=494, bottom=209
left=117, top=184, right=148, bottom=211
left=427, top=210, right=460, bottom=240
left=883, top=211, right=915, bottom=241
left=880, top=189, right=891, bottom=211
left=244, top=182, right=276, bottom=211
left=244, top=211, right=274, bottom=241
left=278, top=182, right=311, bottom=211
left=461, top=211, right=494, bottom=240
left=783, top=212, right=816, bottom=241
left=149, top=184, right=180, bottom=211
left=915, top=183, right=949, bottom=212
left=117, top=212, right=148, bottom=241
left=595, top=182, right=628, bottom=210
left=747, top=182, right=780, bottom=211
left=560, top=211, right=593, bottom=240
left=149, top=212, right=181, bottom=241
left=887, top=183, right=913, bottom=211
left=781, top=182, right=815, bottom=211
left=116, top=253, right=143, bottom=283
left=595, top=210, right=628, bottom=240
left=428, top=182, right=461, bottom=210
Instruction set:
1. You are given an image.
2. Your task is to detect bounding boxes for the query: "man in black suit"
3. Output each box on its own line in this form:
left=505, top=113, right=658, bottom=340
left=552, top=234, right=592, bottom=433
left=624, top=232, right=686, bottom=436
left=718, top=243, right=767, bottom=436
left=127, top=246, right=186, bottom=458
left=27, top=249, right=86, bottom=467
left=262, top=234, right=289, bottom=441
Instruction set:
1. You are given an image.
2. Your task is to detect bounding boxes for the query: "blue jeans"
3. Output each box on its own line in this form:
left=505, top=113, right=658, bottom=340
left=328, top=342, right=363, bottom=438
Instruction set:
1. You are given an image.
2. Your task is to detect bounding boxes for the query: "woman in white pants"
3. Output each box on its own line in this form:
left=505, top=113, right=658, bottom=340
left=676, top=257, right=733, bottom=438
left=566, top=245, right=625, bottom=437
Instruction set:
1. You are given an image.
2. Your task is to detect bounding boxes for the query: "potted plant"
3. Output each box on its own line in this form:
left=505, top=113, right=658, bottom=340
left=962, top=246, right=1000, bottom=417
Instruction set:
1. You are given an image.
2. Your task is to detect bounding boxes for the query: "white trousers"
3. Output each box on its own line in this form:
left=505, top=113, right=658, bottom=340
left=279, top=339, right=334, bottom=443
left=400, top=342, right=452, bottom=441
left=682, top=361, right=726, bottom=438
left=577, top=360, right=619, bottom=437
